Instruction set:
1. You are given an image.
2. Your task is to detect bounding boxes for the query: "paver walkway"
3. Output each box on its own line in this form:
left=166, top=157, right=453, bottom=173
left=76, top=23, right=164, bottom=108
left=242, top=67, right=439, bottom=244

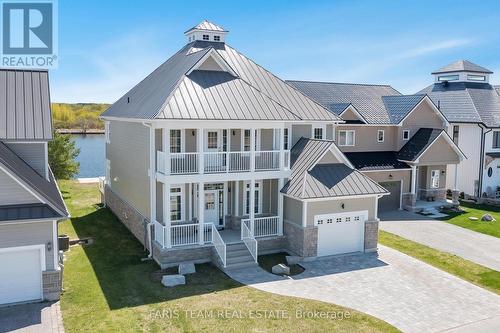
left=0, top=301, right=64, bottom=333
left=227, top=246, right=500, bottom=333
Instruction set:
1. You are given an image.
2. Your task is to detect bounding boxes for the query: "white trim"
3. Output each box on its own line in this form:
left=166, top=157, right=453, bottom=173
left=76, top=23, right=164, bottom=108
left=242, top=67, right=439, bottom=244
left=241, top=129, right=261, bottom=151
left=314, top=210, right=368, bottom=227
left=377, top=129, right=385, bottom=143
left=52, top=220, right=58, bottom=269
left=311, top=124, right=326, bottom=140
left=105, top=121, right=110, bottom=144
left=362, top=168, right=411, bottom=173
left=302, top=201, right=308, bottom=228
left=339, top=105, right=367, bottom=124
left=338, top=130, right=355, bottom=146
left=157, top=169, right=291, bottom=184
left=186, top=48, right=238, bottom=77
left=169, top=185, right=184, bottom=222
left=398, top=95, right=450, bottom=126
left=43, top=142, right=49, bottom=180
left=284, top=192, right=388, bottom=203
left=243, top=180, right=263, bottom=215
left=402, top=130, right=410, bottom=141
left=430, top=169, right=440, bottom=188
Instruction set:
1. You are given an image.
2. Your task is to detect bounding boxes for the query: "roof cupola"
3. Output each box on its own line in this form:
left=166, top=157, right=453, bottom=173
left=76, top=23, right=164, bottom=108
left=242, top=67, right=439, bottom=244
left=432, top=60, right=493, bottom=84
left=185, top=20, right=228, bottom=43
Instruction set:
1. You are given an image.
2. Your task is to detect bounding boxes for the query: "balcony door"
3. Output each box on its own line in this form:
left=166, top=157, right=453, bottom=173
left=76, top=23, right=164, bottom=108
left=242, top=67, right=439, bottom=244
left=205, top=130, right=223, bottom=171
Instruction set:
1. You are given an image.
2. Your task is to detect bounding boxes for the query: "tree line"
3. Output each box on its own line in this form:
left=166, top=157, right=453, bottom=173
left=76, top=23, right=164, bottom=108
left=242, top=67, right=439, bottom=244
left=52, top=103, right=109, bottom=131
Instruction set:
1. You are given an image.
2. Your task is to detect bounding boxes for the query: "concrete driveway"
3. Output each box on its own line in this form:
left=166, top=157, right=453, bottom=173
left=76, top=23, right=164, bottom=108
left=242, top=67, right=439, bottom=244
left=0, top=301, right=64, bottom=333
left=227, top=246, right=500, bottom=333
left=380, top=210, right=500, bottom=271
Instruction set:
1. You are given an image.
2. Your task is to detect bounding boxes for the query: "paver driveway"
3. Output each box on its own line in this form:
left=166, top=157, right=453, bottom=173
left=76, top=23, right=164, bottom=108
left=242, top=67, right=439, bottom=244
left=0, top=301, right=64, bottom=333
left=380, top=211, right=500, bottom=271
left=227, top=246, right=500, bottom=333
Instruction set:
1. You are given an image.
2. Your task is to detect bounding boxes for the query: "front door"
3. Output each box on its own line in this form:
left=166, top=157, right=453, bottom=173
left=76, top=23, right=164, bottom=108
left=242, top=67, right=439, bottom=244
left=204, top=190, right=219, bottom=224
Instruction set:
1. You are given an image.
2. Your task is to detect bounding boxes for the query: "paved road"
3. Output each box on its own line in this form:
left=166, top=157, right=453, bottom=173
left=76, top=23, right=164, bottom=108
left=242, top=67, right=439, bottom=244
left=380, top=211, right=500, bottom=271
left=0, top=301, right=64, bottom=333
left=227, top=246, right=500, bottom=333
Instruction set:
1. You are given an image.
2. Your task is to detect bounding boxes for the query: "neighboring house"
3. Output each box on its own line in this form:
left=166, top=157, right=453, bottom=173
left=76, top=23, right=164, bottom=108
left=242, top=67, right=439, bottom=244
left=101, top=21, right=388, bottom=269
left=287, top=81, right=465, bottom=212
left=418, top=60, right=500, bottom=198
left=0, top=69, right=68, bottom=305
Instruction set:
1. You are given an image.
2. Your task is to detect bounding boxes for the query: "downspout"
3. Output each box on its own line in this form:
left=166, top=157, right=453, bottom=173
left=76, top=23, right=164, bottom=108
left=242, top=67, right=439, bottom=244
left=143, top=121, right=155, bottom=259
left=478, top=124, right=491, bottom=198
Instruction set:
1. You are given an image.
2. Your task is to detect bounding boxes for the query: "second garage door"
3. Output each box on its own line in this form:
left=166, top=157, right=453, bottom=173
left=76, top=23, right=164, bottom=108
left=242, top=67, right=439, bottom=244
left=378, top=181, right=401, bottom=212
left=315, top=211, right=367, bottom=257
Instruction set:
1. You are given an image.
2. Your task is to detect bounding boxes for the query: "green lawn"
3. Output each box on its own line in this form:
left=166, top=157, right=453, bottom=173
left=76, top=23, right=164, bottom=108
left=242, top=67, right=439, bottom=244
left=58, top=180, right=398, bottom=333
left=440, top=201, right=500, bottom=238
left=379, top=230, right=500, bottom=295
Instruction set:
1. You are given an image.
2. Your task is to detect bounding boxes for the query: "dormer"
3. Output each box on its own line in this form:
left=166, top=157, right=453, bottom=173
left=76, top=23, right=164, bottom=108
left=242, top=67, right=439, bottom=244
left=432, top=60, right=493, bottom=84
left=185, top=20, right=228, bottom=43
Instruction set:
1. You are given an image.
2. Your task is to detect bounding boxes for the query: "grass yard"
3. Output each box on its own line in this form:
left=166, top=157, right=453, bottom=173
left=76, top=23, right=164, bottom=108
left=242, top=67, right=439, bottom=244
left=58, top=180, right=398, bottom=333
left=440, top=201, right=500, bottom=238
left=379, top=230, right=500, bottom=295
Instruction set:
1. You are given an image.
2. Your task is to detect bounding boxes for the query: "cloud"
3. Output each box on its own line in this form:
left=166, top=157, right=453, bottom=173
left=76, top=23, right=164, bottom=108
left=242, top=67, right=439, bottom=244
left=394, top=38, right=473, bottom=60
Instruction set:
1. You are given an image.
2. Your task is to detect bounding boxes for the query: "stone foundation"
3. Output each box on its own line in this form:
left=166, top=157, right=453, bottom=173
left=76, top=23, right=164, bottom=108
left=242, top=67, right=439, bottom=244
left=257, top=236, right=287, bottom=255
left=153, top=241, right=213, bottom=268
left=451, top=190, right=460, bottom=205
left=418, top=188, right=446, bottom=201
left=364, top=220, right=379, bottom=252
left=283, top=221, right=317, bottom=257
left=105, top=185, right=149, bottom=249
left=42, top=270, right=61, bottom=301
left=402, top=193, right=416, bottom=211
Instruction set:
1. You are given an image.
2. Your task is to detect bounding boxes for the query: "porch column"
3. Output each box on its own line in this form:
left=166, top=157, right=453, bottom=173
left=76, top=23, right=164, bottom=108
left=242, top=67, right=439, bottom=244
left=277, top=178, right=284, bottom=236
left=224, top=181, right=228, bottom=217
left=454, top=164, right=459, bottom=190
left=198, top=182, right=205, bottom=245
left=163, top=128, right=170, bottom=175
left=226, top=129, right=231, bottom=172
left=197, top=128, right=204, bottom=174
left=279, top=128, right=285, bottom=170
left=452, top=164, right=460, bottom=205
left=234, top=180, right=240, bottom=216
left=163, top=183, right=171, bottom=248
left=249, top=179, right=256, bottom=233
left=188, top=183, right=192, bottom=221
left=411, top=165, right=417, bottom=195
left=250, top=128, right=256, bottom=172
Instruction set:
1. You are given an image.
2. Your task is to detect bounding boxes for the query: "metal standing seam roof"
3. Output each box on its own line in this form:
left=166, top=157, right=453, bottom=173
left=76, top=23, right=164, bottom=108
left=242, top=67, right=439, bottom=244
left=0, top=69, right=53, bottom=140
left=418, top=82, right=500, bottom=126
left=431, top=60, right=493, bottom=74
left=0, top=141, right=68, bottom=218
left=397, top=128, right=444, bottom=162
left=344, top=151, right=411, bottom=171
left=185, top=20, right=227, bottom=33
left=0, top=203, right=60, bottom=222
left=382, top=94, right=426, bottom=123
left=281, top=138, right=388, bottom=199
left=102, top=41, right=341, bottom=122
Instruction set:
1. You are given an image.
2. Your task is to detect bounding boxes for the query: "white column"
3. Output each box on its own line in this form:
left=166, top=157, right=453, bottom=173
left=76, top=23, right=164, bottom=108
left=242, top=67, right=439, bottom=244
left=226, top=129, right=231, bottom=172
left=224, top=181, right=228, bottom=217
left=250, top=128, right=256, bottom=172
left=454, top=164, right=459, bottom=191
left=163, top=183, right=171, bottom=248
left=197, top=128, right=204, bottom=174
left=277, top=178, right=284, bottom=236
left=302, top=201, right=308, bottom=228
left=163, top=128, right=170, bottom=175
left=198, top=182, right=204, bottom=245
left=411, top=165, right=417, bottom=195
left=279, top=128, right=285, bottom=170
left=249, top=179, right=256, bottom=233
left=234, top=180, right=240, bottom=216
left=188, top=183, right=192, bottom=221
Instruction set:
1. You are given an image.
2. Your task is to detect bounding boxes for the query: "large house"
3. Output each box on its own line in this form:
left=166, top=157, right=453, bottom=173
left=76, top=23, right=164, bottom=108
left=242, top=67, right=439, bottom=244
left=0, top=69, right=68, bottom=305
left=101, top=21, right=465, bottom=270
left=418, top=60, right=500, bottom=198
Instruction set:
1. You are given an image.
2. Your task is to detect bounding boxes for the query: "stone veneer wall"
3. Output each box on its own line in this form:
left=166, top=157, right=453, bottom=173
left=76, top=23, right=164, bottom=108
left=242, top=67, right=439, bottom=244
left=283, top=221, right=317, bottom=257
left=43, top=270, right=61, bottom=301
left=105, top=185, right=148, bottom=249
left=153, top=241, right=213, bottom=268
left=364, top=220, right=378, bottom=252
left=402, top=193, right=416, bottom=211
left=257, top=236, right=287, bottom=255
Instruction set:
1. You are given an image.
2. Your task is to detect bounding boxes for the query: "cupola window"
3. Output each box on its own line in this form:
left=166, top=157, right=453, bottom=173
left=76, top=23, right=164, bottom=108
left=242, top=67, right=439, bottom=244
left=438, top=75, right=459, bottom=82
left=467, top=74, right=486, bottom=81
left=202, top=34, right=209, bottom=41
left=214, top=35, right=220, bottom=41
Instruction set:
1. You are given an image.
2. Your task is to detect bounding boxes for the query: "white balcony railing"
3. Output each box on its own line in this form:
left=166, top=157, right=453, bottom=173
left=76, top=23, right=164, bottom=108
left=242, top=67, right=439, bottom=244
left=155, top=221, right=214, bottom=248
left=157, top=150, right=290, bottom=175
left=241, top=216, right=280, bottom=238
left=241, top=220, right=258, bottom=263
left=211, top=224, right=227, bottom=267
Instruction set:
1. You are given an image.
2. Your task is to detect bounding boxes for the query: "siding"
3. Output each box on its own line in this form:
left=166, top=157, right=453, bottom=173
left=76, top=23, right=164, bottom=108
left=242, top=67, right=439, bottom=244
left=307, top=197, right=377, bottom=227
left=0, top=169, right=39, bottom=204
left=364, top=169, right=411, bottom=193
left=5, top=142, right=46, bottom=177
left=335, top=125, right=397, bottom=152
left=107, top=121, right=151, bottom=219
left=398, top=102, right=445, bottom=150
left=291, top=124, right=311, bottom=147
left=419, top=137, right=461, bottom=164
left=283, top=196, right=302, bottom=226
left=0, top=220, right=55, bottom=270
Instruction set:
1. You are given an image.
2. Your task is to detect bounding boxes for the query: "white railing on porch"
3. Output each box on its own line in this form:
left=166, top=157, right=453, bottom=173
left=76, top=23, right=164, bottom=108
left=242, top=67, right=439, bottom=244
left=170, top=223, right=199, bottom=247
left=211, top=224, right=227, bottom=267
left=171, top=153, right=198, bottom=174
left=228, top=151, right=251, bottom=172
left=255, top=151, right=280, bottom=171
left=241, top=216, right=280, bottom=238
left=241, top=221, right=258, bottom=263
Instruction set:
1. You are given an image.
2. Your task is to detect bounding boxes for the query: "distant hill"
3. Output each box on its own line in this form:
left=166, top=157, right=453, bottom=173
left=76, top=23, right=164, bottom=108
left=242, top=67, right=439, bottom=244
left=52, top=103, right=110, bottom=131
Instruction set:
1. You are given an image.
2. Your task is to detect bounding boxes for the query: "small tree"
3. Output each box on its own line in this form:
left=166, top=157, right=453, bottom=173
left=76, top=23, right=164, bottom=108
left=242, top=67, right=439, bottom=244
left=48, top=131, right=80, bottom=179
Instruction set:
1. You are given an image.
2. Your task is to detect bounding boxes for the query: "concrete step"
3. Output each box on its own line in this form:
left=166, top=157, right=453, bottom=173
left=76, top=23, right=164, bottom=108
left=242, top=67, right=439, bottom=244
left=226, top=249, right=252, bottom=258
left=224, top=261, right=258, bottom=271
left=226, top=243, right=247, bottom=251
left=226, top=254, right=255, bottom=265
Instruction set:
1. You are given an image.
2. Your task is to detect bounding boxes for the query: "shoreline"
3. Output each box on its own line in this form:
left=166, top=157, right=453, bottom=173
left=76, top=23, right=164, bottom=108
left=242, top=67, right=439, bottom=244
left=57, top=128, right=104, bottom=134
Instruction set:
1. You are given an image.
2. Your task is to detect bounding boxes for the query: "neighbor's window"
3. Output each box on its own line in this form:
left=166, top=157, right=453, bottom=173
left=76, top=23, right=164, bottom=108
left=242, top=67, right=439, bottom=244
left=467, top=74, right=486, bottom=81
left=453, top=125, right=459, bottom=144
left=438, top=75, right=459, bottom=82
left=493, top=132, right=500, bottom=149
left=170, top=187, right=182, bottom=221
left=377, top=130, right=384, bottom=143
left=431, top=170, right=440, bottom=188
left=213, top=35, right=220, bottom=41
left=313, top=127, right=324, bottom=140
left=338, top=130, right=355, bottom=146
left=170, top=130, right=181, bottom=153
left=202, top=34, right=209, bottom=40
left=403, top=130, right=410, bottom=140
left=283, top=128, right=289, bottom=150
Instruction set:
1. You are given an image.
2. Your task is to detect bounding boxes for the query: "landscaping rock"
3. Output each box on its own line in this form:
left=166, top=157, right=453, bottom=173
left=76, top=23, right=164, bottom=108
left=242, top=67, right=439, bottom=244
left=272, top=264, right=290, bottom=275
left=285, top=255, right=302, bottom=266
left=161, top=274, right=185, bottom=287
left=178, top=263, right=196, bottom=275
left=481, top=214, right=495, bottom=222
left=469, top=217, right=479, bottom=221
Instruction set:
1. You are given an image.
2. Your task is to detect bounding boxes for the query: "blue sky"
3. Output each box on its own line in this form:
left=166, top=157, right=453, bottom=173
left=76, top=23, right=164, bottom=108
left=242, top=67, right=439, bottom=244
left=51, top=0, right=500, bottom=103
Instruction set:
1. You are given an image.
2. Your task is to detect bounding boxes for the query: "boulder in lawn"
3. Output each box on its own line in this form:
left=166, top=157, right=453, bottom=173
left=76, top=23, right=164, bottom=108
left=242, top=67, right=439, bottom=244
left=481, top=214, right=495, bottom=222
left=468, top=217, right=479, bottom=221
left=272, top=263, right=290, bottom=275
left=285, top=255, right=302, bottom=266
left=161, top=274, right=185, bottom=287
left=178, top=262, right=196, bottom=275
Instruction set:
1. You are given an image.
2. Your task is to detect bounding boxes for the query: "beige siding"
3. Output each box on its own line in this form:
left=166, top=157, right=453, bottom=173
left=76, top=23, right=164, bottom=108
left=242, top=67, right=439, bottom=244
left=261, top=129, right=274, bottom=150
left=419, top=137, right=461, bottom=164
left=284, top=196, right=302, bottom=226
left=317, top=150, right=341, bottom=165
left=398, top=102, right=445, bottom=150
left=341, top=108, right=362, bottom=121
left=107, top=121, right=151, bottom=219
left=231, top=129, right=242, bottom=151
left=363, top=170, right=411, bottom=193
left=0, top=169, right=39, bottom=204
left=326, top=124, right=333, bottom=140
left=0, top=220, right=56, bottom=270
left=291, top=124, right=311, bottom=147
left=307, top=197, right=377, bottom=227
left=5, top=142, right=46, bottom=177
left=336, top=125, right=397, bottom=152
left=185, top=129, right=197, bottom=152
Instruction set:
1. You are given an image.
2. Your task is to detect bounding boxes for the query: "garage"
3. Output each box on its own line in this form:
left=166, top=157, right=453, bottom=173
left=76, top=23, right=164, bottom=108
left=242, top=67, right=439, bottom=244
left=378, top=181, right=401, bottom=211
left=315, top=211, right=367, bottom=256
left=0, top=246, right=44, bottom=305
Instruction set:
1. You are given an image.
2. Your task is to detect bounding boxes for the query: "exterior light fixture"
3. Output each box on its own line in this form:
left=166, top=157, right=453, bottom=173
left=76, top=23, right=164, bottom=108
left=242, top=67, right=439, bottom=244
left=388, top=174, right=393, bottom=179
left=341, top=203, right=345, bottom=209
left=47, top=241, right=52, bottom=252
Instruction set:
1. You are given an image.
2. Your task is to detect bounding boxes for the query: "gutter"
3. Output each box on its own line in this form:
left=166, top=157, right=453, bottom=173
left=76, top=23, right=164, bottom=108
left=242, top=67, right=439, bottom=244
left=142, top=121, right=155, bottom=259
left=478, top=124, right=492, bottom=197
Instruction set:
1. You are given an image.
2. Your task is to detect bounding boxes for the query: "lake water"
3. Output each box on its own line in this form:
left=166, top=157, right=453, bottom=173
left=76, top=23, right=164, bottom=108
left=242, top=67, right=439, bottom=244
left=72, top=134, right=105, bottom=178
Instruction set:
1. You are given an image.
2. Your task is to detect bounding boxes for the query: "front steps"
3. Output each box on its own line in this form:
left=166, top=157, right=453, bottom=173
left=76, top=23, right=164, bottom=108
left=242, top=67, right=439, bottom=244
left=224, top=242, right=257, bottom=270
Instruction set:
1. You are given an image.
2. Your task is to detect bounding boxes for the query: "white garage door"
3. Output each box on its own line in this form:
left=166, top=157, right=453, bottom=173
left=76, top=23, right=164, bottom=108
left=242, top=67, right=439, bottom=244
left=315, top=211, right=367, bottom=257
left=0, top=246, right=44, bottom=305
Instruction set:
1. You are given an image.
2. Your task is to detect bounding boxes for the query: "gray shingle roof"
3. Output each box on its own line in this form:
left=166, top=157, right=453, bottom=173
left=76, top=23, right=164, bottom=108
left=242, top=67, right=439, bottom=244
left=0, top=141, right=68, bottom=218
left=102, top=41, right=340, bottom=122
left=397, top=128, right=443, bottom=162
left=344, top=151, right=410, bottom=171
left=286, top=80, right=417, bottom=124
left=0, top=203, right=60, bottom=222
left=185, top=20, right=227, bottom=33
left=431, top=60, right=493, bottom=74
left=418, top=82, right=500, bottom=126
left=0, top=69, right=53, bottom=140
left=282, top=138, right=387, bottom=199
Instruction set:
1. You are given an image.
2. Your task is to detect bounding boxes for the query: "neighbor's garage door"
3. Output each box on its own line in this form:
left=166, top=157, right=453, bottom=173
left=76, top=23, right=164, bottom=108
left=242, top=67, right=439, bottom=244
left=0, top=246, right=43, bottom=305
left=315, top=211, right=367, bottom=256
left=378, top=181, right=401, bottom=212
